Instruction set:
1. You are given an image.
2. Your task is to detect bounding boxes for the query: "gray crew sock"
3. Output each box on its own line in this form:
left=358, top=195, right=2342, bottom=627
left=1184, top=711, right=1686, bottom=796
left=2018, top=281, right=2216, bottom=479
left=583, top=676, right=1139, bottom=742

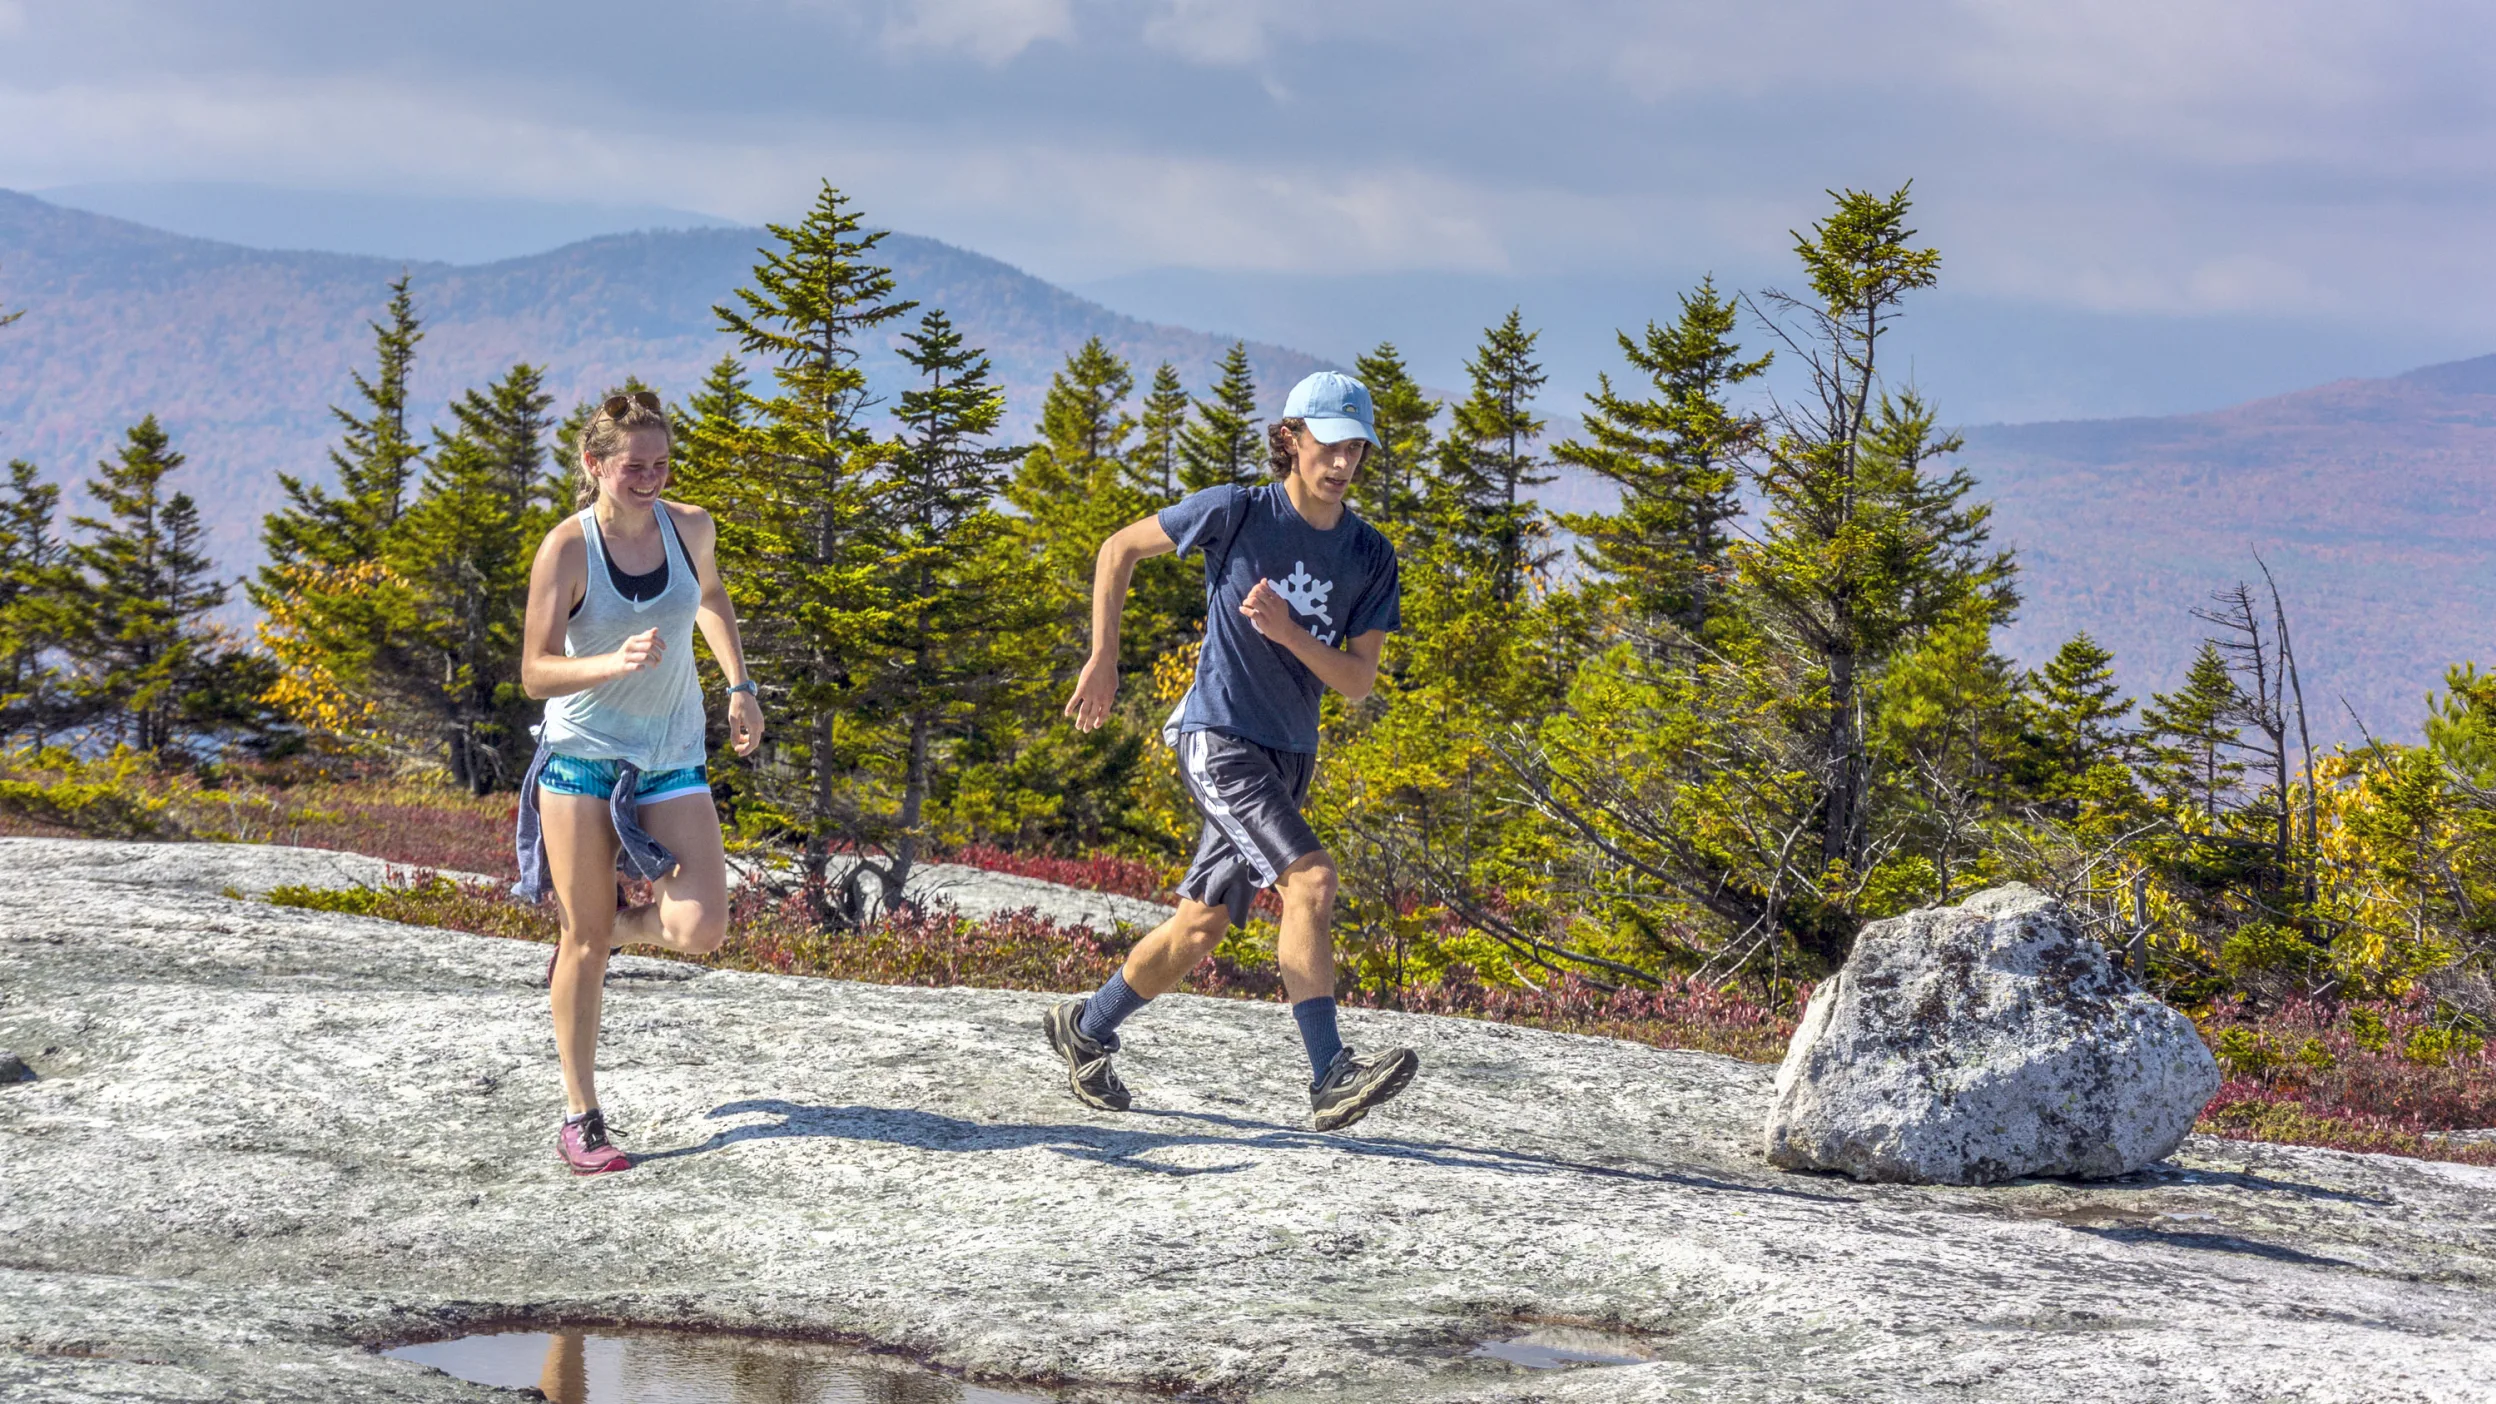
left=1076, top=970, right=1150, bottom=1049
left=1293, top=996, right=1345, bottom=1087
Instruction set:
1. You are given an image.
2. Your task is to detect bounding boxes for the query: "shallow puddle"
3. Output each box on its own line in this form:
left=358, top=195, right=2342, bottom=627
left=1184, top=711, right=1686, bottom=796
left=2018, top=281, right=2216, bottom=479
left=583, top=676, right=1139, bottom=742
left=1469, top=1325, right=1658, bottom=1370
left=386, top=1329, right=1053, bottom=1404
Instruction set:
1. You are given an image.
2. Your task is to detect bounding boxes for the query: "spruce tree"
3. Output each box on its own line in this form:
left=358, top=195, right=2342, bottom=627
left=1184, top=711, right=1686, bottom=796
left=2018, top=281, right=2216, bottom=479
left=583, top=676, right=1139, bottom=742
left=1738, top=188, right=2010, bottom=893
left=2014, top=634, right=2134, bottom=803
left=1006, top=339, right=1188, bottom=673
left=1176, top=342, right=1260, bottom=493
left=0, top=460, right=69, bottom=745
left=1350, top=342, right=1437, bottom=537
left=1128, top=361, right=1191, bottom=502
left=261, top=275, right=424, bottom=573
left=850, top=310, right=1050, bottom=908
left=1552, top=279, right=1767, bottom=642
left=1433, top=309, right=1552, bottom=605
left=709, top=183, right=918, bottom=907
left=2141, top=641, right=2246, bottom=821
left=250, top=277, right=429, bottom=759
left=392, top=363, right=558, bottom=792
left=62, top=418, right=240, bottom=756
left=671, top=354, right=753, bottom=504
left=1870, top=603, right=2023, bottom=903
left=1007, top=336, right=1134, bottom=537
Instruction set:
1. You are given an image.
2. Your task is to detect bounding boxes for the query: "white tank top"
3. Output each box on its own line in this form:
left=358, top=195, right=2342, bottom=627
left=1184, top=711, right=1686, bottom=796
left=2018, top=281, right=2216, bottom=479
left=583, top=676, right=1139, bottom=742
left=537, top=504, right=708, bottom=772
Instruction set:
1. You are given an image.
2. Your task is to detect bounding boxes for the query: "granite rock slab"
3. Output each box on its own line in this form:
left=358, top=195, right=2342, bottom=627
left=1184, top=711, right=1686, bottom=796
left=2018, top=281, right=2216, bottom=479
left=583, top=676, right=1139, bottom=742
left=1, top=838, right=2491, bottom=1402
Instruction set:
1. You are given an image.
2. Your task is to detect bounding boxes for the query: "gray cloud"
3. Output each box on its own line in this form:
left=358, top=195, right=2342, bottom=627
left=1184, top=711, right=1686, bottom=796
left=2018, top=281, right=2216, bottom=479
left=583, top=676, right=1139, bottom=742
left=1, top=0, right=2491, bottom=339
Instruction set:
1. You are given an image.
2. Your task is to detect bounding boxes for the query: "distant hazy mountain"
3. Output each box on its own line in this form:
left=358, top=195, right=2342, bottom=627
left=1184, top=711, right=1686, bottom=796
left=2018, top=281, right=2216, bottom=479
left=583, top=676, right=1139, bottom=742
left=1963, top=359, right=2496, bottom=741
left=34, top=181, right=742, bottom=266
left=1, top=186, right=2488, bottom=745
left=0, top=189, right=1329, bottom=580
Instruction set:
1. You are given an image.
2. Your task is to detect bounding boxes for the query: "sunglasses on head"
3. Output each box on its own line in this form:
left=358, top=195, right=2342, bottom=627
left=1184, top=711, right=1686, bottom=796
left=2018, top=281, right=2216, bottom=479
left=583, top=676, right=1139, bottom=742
left=602, top=390, right=663, bottom=419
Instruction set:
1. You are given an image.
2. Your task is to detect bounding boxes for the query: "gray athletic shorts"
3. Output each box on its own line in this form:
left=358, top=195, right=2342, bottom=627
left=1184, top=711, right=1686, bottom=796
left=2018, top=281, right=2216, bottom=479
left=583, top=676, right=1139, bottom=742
left=1174, top=728, right=1322, bottom=927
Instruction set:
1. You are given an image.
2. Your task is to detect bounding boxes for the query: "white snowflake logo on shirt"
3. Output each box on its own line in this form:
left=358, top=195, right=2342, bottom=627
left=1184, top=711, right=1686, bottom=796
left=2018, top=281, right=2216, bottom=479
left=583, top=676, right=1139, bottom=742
left=1274, top=561, right=1334, bottom=627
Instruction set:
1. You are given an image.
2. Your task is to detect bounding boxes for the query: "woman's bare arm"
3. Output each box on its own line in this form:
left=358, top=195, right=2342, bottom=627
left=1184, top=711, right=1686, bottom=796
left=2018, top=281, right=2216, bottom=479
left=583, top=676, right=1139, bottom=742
left=672, top=503, right=764, bottom=755
left=520, top=519, right=659, bottom=699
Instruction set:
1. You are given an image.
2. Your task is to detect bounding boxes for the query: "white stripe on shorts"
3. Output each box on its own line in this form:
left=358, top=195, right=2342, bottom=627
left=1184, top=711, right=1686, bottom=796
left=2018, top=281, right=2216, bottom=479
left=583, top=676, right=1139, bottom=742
left=1181, top=729, right=1280, bottom=889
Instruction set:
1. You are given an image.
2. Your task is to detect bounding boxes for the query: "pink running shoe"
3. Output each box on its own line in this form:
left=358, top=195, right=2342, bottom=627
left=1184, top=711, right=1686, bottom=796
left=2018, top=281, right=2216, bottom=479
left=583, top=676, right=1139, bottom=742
left=557, top=1109, right=632, bottom=1175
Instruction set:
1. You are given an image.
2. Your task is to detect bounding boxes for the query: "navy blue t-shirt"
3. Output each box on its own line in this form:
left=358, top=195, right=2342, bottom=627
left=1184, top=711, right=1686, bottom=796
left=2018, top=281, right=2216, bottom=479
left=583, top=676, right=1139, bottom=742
left=1159, top=483, right=1401, bottom=754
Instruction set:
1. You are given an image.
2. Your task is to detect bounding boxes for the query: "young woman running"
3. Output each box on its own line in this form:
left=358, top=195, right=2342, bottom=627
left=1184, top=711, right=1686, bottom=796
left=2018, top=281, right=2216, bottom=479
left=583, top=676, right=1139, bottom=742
left=1049, top=370, right=1418, bottom=1132
left=517, top=391, right=763, bottom=1175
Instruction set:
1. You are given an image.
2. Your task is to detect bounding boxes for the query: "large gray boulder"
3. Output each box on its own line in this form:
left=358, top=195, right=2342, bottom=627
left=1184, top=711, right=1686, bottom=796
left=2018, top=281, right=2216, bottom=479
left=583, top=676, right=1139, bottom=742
left=1765, top=883, right=2219, bottom=1184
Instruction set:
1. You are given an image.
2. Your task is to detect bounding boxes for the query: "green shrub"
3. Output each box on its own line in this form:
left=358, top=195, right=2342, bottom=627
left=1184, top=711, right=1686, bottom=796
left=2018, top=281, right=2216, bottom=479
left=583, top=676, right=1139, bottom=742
left=0, top=747, right=174, bottom=839
left=264, top=883, right=390, bottom=915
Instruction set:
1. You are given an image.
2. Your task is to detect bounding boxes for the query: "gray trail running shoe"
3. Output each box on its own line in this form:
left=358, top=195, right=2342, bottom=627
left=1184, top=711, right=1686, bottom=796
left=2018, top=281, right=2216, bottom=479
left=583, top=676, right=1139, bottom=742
left=1310, top=1046, right=1420, bottom=1132
left=1043, top=1000, right=1132, bottom=1112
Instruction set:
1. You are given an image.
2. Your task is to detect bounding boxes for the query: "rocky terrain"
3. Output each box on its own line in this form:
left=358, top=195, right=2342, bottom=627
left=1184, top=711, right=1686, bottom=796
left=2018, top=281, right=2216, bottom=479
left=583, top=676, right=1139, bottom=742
left=2, top=838, right=2492, bottom=1402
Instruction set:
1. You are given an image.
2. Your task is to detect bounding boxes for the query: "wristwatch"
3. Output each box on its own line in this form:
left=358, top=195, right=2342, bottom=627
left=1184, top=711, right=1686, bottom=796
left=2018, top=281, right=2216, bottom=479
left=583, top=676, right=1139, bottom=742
left=726, top=680, right=757, bottom=698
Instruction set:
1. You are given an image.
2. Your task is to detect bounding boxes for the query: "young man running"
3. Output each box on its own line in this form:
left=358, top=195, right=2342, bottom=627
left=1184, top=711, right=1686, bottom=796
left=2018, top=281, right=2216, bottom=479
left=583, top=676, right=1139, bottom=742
left=1051, top=370, right=1417, bottom=1132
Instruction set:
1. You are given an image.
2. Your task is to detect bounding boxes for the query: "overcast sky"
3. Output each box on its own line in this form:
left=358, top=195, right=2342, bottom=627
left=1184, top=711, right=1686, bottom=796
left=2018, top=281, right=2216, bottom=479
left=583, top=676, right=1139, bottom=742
left=3, top=0, right=2490, bottom=414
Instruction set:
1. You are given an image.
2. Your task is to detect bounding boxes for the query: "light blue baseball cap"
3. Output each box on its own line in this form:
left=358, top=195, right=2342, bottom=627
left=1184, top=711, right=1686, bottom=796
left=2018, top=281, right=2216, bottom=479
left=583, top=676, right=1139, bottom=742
left=1282, top=370, right=1378, bottom=446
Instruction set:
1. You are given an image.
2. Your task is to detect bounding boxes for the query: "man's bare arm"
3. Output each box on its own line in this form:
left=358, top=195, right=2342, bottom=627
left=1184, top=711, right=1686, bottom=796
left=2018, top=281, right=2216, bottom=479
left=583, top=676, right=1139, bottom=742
left=1063, top=514, right=1177, bottom=731
left=1238, top=576, right=1386, bottom=700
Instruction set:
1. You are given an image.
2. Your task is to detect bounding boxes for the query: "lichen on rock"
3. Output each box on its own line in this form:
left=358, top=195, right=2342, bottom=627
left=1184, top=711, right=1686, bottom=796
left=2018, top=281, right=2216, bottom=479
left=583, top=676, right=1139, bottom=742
left=1764, top=882, right=2220, bottom=1184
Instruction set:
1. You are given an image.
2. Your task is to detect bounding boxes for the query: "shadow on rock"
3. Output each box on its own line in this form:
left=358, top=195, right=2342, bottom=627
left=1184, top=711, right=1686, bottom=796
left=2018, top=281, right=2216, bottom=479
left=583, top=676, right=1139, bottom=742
left=2068, top=1225, right=2360, bottom=1269
left=642, top=1100, right=1854, bottom=1202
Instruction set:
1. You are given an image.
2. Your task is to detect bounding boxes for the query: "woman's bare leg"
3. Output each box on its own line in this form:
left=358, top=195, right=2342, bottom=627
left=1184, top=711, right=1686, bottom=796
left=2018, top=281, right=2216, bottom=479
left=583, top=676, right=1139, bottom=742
left=541, top=791, right=620, bottom=1115
left=609, top=795, right=729, bottom=956
left=537, top=1330, right=587, bottom=1404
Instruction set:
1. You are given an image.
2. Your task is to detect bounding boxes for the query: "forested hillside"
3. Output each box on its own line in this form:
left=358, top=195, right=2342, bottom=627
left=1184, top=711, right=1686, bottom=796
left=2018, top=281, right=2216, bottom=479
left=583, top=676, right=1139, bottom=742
left=6, top=186, right=2493, bottom=742
left=1967, top=358, right=2496, bottom=738
left=0, top=189, right=1328, bottom=575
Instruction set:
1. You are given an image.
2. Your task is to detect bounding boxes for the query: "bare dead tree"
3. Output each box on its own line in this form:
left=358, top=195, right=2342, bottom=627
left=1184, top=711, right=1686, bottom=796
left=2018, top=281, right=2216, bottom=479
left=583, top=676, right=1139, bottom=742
left=2194, top=582, right=2295, bottom=880
left=2253, top=553, right=2320, bottom=914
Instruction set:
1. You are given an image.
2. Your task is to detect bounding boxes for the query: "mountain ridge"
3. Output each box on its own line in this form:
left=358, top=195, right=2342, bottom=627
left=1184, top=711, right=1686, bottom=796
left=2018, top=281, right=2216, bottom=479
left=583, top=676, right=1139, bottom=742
left=0, top=189, right=1329, bottom=576
left=3, top=188, right=2492, bottom=743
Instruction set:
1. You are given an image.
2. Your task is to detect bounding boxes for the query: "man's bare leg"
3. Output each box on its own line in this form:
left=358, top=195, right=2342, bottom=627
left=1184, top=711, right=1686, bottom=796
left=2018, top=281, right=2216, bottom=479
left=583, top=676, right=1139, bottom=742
left=1119, top=900, right=1234, bottom=997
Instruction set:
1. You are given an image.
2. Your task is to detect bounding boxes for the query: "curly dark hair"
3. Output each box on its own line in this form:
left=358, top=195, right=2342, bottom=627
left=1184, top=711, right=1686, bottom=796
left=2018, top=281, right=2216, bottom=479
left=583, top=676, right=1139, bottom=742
left=1265, top=417, right=1306, bottom=477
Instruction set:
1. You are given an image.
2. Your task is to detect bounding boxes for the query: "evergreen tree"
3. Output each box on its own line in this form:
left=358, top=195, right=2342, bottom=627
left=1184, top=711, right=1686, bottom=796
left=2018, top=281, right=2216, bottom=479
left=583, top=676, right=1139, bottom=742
left=708, top=183, right=918, bottom=909
left=1128, top=361, right=1191, bottom=502
left=1005, top=338, right=1195, bottom=675
left=261, top=275, right=424, bottom=573
left=1870, top=603, right=2023, bottom=903
left=2141, top=641, right=2247, bottom=821
left=1006, top=336, right=1134, bottom=548
left=671, top=354, right=753, bottom=505
left=849, top=310, right=1051, bottom=908
left=1552, top=279, right=1767, bottom=642
left=2015, top=633, right=2139, bottom=816
left=1433, top=309, right=1552, bottom=605
left=2426, top=661, right=2496, bottom=787
left=1350, top=342, right=1437, bottom=536
left=0, top=459, right=69, bottom=745
left=392, top=363, right=558, bottom=792
left=1739, top=188, right=2009, bottom=895
left=1176, top=342, right=1260, bottom=493
left=62, top=418, right=250, bottom=756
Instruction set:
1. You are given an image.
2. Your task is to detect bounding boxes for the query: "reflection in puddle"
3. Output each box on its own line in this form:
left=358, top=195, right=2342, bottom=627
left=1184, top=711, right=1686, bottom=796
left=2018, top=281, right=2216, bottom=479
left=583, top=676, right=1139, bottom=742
left=386, top=1330, right=1054, bottom=1404
left=1470, top=1325, right=1656, bottom=1370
